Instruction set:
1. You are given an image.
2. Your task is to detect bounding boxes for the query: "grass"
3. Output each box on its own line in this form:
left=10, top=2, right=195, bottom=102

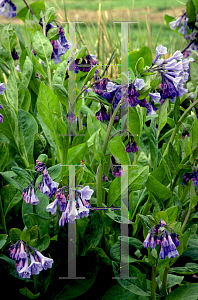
left=12, top=0, right=185, bottom=12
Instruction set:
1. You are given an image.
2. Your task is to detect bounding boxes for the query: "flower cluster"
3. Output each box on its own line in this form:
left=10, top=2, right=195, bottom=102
left=0, top=0, right=16, bottom=18
left=46, top=186, right=94, bottom=225
left=143, top=219, right=180, bottom=259
left=9, top=240, right=53, bottom=278
left=169, top=13, right=198, bottom=58
left=152, top=45, right=192, bottom=104
left=22, top=182, right=39, bottom=205
left=73, top=54, right=98, bottom=73
left=182, top=168, right=198, bottom=187
left=125, top=136, right=139, bottom=153
left=38, top=167, right=59, bottom=199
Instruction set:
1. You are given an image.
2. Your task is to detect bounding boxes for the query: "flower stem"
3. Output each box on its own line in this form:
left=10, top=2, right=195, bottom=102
left=33, top=274, right=38, bottom=294
left=181, top=209, right=191, bottom=233
left=0, top=195, right=7, bottom=234
left=162, top=265, right=169, bottom=297
left=151, top=264, right=156, bottom=300
left=159, top=99, right=198, bottom=164
left=23, top=0, right=36, bottom=16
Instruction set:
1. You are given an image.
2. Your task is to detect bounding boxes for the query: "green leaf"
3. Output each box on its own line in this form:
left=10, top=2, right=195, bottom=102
left=187, top=0, right=196, bottom=24
left=0, top=43, right=13, bottom=70
left=129, top=105, right=143, bottom=145
left=47, top=27, right=59, bottom=41
left=17, top=1, right=45, bottom=22
left=165, top=206, right=178, bottom=222
left=45, top=7, right=57, bottom=24
left=167, top=142, right=179, bottom=175
left=165, top=283, right=198, bottom=300
left=118, top=236, right=144, bottom=249
left=93, top=129, right=106, bottom=162
left=52, top=59, right=68, bottom=85
left=22, top=56, right=33, bottom=88
left=190, top=61, right=198, bottom=87
left=67, top=143, right=88, bottom=165
left=11, top=167, right=32, bottom=182
left=84, top=66, right=98, bottom=85
left=6, top=71, right=18, bottom=111
left=157, top=99, right=168, bottom=137
left=108, top=136, right=131, bottom=165
left=76, top=45, right=88, bottom=59
left=0, top=234, right=8, bottom=249
left=0, top=143, right=9, bottom=172
left=20, top=226, right=31, bottom=244
left=9, top=228, right=21, bottom=244
left=103, top=282, right=149, bottom=300
left=0, top=184, right=22, bottom=217
left=0, top=97, right=20, bottom=151
left=149, top=118, right=158, bottom=169
left=32, top=31, right=53, bottom=64
left=169, top=262, right=198, bottom=275
left=123, top=46, right=152, bottom=73
left=37, top=153, right=48, bottom=164
left=110, top=242, right=137, bottom=263
left=82, top=211, right=103, bottom=256
left=190, top=183, right=198, bottom=210
left=1, top=23, right=17, bottom=53
left=106, top=212, right=134, bottom=224
left=0, top=172, right=24, bottom=192
left=52, top=84, right=68, bottom=108
left=135, top=57, right=145, bottom=74
left=34, top=133, right=47, bottom=158
left=25, top=20, right=42, bottom=35
left=18, top=109, right=38, bottom=165
left=112, top=262, right=150, bottom=297
left=35, top=233, right=50, bottom=252
left=155, top=211, right=169, bottom=224
left=145, top=175, right=171, bottom=207
left=16, top=25, right=25, bottom=51
left=108, top=166, right=149, bottom=206
left=193, top=0, right=198, bottom=11
left=19, top=288, right=40, bottom=299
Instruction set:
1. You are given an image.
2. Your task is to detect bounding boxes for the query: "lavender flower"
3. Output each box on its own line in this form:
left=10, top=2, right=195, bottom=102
left=149, top=92, right=161, bottom=103
left=66, top=112, right=76, bottom=123
left=178, top=18, right=189, bottom=35
left=77, top=186, right=94, bottom=201
left=22, top=183, right=39, bottom=205
left=169, top=16, right=183, bottom=30
left=134, top=78, right=145, bottom=90
left=153, top=44, right=167, bottom=64
left=0, top=0, right=16, bottom=18
left=112, top=165, right=125, bottom=177
left=34, top=250, right=53, bottom=270
left=46, top=198, right=58, bottom=215
left=28, top=254, right=43, bottom=275
left=0, top=114, right=3, bottom=123
left=95, top=105, right=109, bottom=121
left=38, top=167, right=59, bottom=199
left=18, top=256, right=31, bottom=278
left=102, top=173, right=108, bottom=181
left=0, top=83, right=6, bottom=95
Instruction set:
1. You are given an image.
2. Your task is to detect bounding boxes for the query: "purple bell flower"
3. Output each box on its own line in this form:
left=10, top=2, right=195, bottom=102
left=0, top=83, right=6, bottom=95
left=112, top=165, right=125, bottom=177
left=95, top=105, right=109, bottom=122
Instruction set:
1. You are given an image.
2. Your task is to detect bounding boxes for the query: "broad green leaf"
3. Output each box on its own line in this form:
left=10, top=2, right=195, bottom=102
left=9, top=228, right=21, bottom=244
left=93, top=129, right=106, bottom=162
left=122, top=46, right=152, bottom=73
left=165, top=206, right=178, bottom=222
left=6, top=71, right=18, bottom=111
left=0, top=184, right=22, bottom=216
left=52, top=59, right=68, bottom=85
left=145, top=175, right=171, bottom=207
left=0, top=172, right=24, bottom=192
left=35, top=233, right=50, bottom=252
left=165, top=283, right=198, bottom=300
left=193, top=0, right=198, bottom=11
left=187, top=0, right=196, bottom=24
left=17, top=80, right=31, bottom=111
left=45, top=7, right=57, bottom=24
left=25, top=20, right=42, bottom=35
left=20, top=226, right=31, bottom=244
left=11, top=167, right=32, bottom=182
left=16, top=25, right=25, bottom=51
left=19, top=287, right=40, bottom=299
left=0, top=43, right=13, bottom=70
left=82, top=211, right=103, bottom=256
left=169, top=262, right=198, bottom=275
left=103, top=282, right=149, bottom=300
left=18, top=109, right=38, bottom=165
left=22, top=56, right=33, bottom=88
left=149, top=118, right=158, bottom=169
left=106, top=212, right=133, bottom=224
left=190, top=61, right=198, bottom=87
left=167, top=142, right=179, bottom=175
left=118, top=236, right=144, bottom=249
left=108, top=136, right=131, bottom=165
left=0, top=143, right=9, bottom=172
left=84, top=65, right=98, bottom=85
left=17, top=1, right=45, bottom=22
left=52, top=84, right=68, bottom=108
left=33, top=31, right=53, bottom=64
left=135, top=57, right=144, bottom=74
left=108, top=166, right=149, bottom=206
left=67, top=143, right=88, bottom=165
left=34, top=133, right=47, bottom=158
left=76, top=45, right=88, bottom=59
left=155, top=211, right=168, bottom=223
left=1, top=23, right=17, bottom=53
left=129, top=105, right=143, bottom=145
left=110, top=242, right=137, bottom=263
left=47, top=27, right=59, bottom=41
left=112, top=262, right=150, bottom=297
left=0, top=234, right=8, bottom=249
left=157, top=99, right=168, bottom=137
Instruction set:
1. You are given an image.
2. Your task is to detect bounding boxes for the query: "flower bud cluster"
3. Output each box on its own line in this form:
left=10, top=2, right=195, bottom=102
left=9, top=240, right=53, bottom=278
left=143, top=219, right=180, bottom=259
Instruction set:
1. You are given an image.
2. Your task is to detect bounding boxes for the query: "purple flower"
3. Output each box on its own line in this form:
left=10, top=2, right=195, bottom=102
left=19, top=241, right=27, bottom=259
left=134, top=78, right=145, bottom=90
left=106, top=81, right=120, bottom=92
left=18, top=257, right=31, bottom=278
left=77, top=186, right=94, bottom=201
left=125, top=139, right=139, bottom=153
left=66, top=112, right=76, bottom=123
left=11, top=48, right=19, bottom=60
left=169, top=16, right=183, bottom=30
left=46, top=198, right=58, bottom=215
left=112, top=165, right=125, bottom=177
left=95, top=105, right=109, bottom=121
left=182, top=129, right=190, bottom=139
left=178, top=18, right=189, bottom=35
left=15, top=64, right=21, bottom=73
left=38, top=167, right=59, bottom=199
left=143, top=232, right=151, bottom=248
left=55, top=190, right=67, bottom=211
left=159, top=245, right=166, bottom=259
left=35, top=160, right=45, bottom=172
left=153, top=44, right=167, bottom=64
left=192, top=169, right=198, bottom=187
left=77, top=196, right=90, bottom=218
left=159, top=219, right=166, bottom=226
left=149, top=92, right=161, bottom=103
left=0, top=83, right=6, bottom=95
left=28, top=254, right=43, bottom=275
left=35, top=250, right=53, bottom=270
left=0, top=0, right=16, bottom=18
left=0, top=114, right=4, bottom=123
left=102, top=173, right=108, bottom=181
left=150, top=236, right=156, bottom=249
left=166, top=50, right=183, bottom=62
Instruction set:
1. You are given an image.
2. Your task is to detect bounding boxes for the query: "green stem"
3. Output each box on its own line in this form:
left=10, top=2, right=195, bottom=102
left=151, top=264, right=156, bottom=300
left=0, top=195, right=7, bottom=234
left=33, top=274, right=38, bottom=294
left=159, top=99, right=198, bottom=164
left=181, top=209, right=191, bottom=233
left=96, top=96, right=121, bottom=207
left=162, top=265, right=169, bottom=297
left=47, top=67, right=52, bottom=90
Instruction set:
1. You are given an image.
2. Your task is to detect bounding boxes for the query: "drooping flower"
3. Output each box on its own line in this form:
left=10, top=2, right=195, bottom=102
left=134, top=78, right=145, bottom=90
left=125, top=137, right=139, bottom=153
left=153, top=44, right=167, bottom=64
left=18, top=256, right=31, bottom=278
left=28, top=254, right=43, bottom=275
left=22, top=183, right=40, bottom=205
left=0, top=0, right=16, bottom=18
left=38, top=167, right=59, bottom=199
left=169, top=15, right=184, bottom=30
left=95, top=104, right=109, bottom=121
left=112, top=165, right=125, bottom=177
left=102, top=173, right=108, bottom=181
left=149, top=92, right=161, bottom=103
left=182, top=128, right=190, bottom=139
left=11, top=48, right=19, bottom=60
left=34, top=250, right=54, bottom=270
left=77, top=186, right=94, bottom=201
left=0, top=83, right=6, bottom=95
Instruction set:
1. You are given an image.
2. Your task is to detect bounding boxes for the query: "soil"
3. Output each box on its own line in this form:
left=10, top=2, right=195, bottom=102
left=0, top=6, right=184, bottom=24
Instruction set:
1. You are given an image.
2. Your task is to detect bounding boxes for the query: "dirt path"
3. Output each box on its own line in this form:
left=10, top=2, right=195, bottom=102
left=0, top=6, right=184, bottom=24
